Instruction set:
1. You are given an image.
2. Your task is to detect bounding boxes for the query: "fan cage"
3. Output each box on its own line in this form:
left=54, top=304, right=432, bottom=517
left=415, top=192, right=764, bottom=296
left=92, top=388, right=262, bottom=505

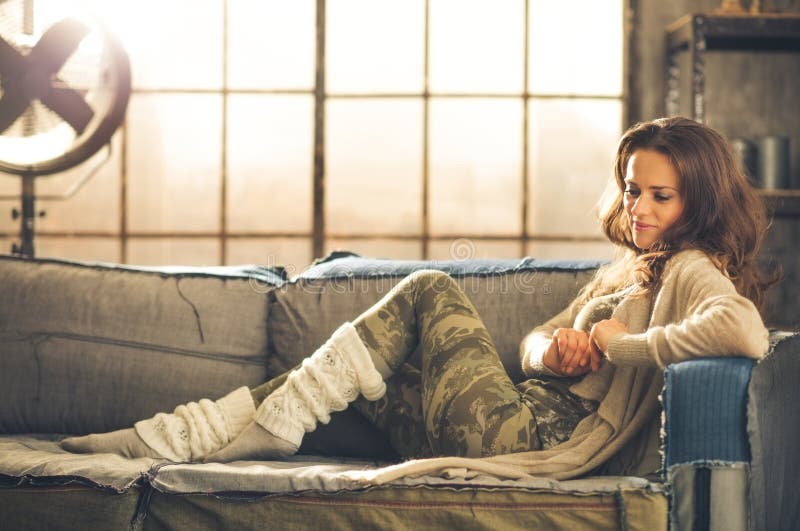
left=0, top=5, right=130, bottom=177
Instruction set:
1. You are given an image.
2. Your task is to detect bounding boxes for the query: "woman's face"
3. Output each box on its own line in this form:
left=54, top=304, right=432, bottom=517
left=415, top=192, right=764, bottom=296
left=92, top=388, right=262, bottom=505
left=623, top=149, right=685, bottom=250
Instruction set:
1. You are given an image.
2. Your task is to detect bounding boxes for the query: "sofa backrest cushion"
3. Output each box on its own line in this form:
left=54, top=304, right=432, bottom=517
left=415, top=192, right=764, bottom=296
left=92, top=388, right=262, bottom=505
left=268, top=252, right=602, bottom=382
left=0, top=256, right=284, bottom=435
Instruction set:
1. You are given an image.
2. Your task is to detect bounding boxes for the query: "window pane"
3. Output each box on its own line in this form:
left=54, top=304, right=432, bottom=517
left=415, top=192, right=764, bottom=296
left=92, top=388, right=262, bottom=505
left=36, top=237, right=121, bottom=263
left=326, top=99, right=422, bottom=235
left=227, top=95, right=313, bottom=232
left=525, top=240, right=614, bottom=261
left=428, top=239, right=523, bottom=260
left=34, top=134, right=121, bottom=233
left=60, top=0, right=225, bottom=90
left=127, top=239, right=220, bottom=266
left=228, top=0, right=315, bottom=90
left=325, top=238, right=422, bottom=260
left=97, top=0, right=223, bottom=89
left=430, top=0, right=524, bottom=94
left=430, top=99, right=522, bottom=236
left=529, top=0, right=623, bottom=96
left=327, top=0, right=424, bottom=93
left=127, top=94, right=221, bottom=232
left=527, top=99, right=622, bottom=236
left=225, top=238, right=312, bottom=277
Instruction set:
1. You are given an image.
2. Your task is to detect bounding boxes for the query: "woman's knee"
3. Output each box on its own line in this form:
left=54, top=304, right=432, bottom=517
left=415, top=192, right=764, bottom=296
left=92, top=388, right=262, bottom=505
left=402, top=269, right=458, bottom=296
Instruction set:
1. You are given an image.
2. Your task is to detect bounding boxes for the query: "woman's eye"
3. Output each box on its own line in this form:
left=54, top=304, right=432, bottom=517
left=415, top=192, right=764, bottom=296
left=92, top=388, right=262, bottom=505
left=624, top=188, right=638, bottom=196
left=655, top=194, right=670, bottom=202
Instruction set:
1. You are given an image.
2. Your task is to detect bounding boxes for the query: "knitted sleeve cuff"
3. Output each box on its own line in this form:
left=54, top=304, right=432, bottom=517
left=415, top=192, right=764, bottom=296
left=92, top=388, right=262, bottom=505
left=605, top=333, right=655, bottom=367
left=527, top=356, right=563, bottom=377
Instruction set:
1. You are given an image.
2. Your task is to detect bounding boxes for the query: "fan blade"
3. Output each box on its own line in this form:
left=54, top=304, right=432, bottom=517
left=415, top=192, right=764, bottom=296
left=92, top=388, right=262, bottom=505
left=39, top=84, right=93, bottom=134
left=27, top=18, right=90, bottom=75
left=0, top=36, right=27, bottom=78
left=0, top=87, right=32, bottom=133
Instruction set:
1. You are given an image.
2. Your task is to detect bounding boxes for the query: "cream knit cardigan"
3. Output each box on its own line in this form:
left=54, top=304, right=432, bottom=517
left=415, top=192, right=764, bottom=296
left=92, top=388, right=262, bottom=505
left=350, top=249, right=769, bottom=484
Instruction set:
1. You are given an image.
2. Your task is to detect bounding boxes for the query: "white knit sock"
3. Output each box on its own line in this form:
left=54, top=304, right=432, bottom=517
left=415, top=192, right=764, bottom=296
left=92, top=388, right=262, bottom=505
left=134, top=386, right=255, bottom=462
left=255, top=322, right=386, bottom=448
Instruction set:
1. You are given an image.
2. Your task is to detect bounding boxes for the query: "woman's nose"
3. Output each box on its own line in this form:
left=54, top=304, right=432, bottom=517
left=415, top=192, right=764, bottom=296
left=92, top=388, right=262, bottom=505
left=631, top=197, right=649, bottom=216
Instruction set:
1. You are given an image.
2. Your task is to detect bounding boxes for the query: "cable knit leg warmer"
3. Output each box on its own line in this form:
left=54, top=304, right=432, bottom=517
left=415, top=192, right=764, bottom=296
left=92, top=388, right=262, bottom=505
left=61, top=386, right=255, bottom=462
left=255, top=322, right=386, bottom=448
left=133, top=386, right=255, bottom=462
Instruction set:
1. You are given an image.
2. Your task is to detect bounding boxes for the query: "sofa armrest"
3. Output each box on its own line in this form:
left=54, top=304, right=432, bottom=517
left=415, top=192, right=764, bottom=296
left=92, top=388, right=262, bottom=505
left=662, top=332, right=800, bottom=531
left=662, top=356, right=755, bottom=531
left=747, top=332, right=800, bottom=531
left=663, top=357, right=755, bottom=469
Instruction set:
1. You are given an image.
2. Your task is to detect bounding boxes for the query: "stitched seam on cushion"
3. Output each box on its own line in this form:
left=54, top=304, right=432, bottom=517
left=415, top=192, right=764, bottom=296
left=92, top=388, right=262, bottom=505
left=5, top=331, right=266, bottom=366
left=272, top=497, right=618, bottom=510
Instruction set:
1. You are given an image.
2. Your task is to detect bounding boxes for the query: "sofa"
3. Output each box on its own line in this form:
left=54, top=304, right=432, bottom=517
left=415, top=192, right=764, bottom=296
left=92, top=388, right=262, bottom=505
left=0, top=251, right=797, bottom=530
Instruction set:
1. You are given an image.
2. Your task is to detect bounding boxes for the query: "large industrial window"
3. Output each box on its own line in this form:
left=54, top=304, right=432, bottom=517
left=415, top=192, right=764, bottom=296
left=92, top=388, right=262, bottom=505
left=0, top=0, right=625, bottom=275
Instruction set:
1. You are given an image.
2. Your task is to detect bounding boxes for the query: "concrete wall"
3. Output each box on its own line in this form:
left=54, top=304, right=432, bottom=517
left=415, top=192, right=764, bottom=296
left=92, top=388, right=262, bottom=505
left=629, top=0, right=800, bottom=329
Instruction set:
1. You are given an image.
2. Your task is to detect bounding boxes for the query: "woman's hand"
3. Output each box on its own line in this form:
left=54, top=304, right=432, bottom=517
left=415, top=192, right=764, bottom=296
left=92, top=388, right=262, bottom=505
left=589, top=319, right=628, bottom=354
left=543, top=328, right=603, bottom=376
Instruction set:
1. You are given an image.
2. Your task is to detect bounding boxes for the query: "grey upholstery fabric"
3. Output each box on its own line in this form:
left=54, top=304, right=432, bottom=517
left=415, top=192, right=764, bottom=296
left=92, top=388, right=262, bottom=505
left=0, top=485, right=142, bottom=531
left=0, top=256, right=281, bottom=434
left=747, top=332, right=800, bottom=531
left=143, top=481, right=667, bottom=531
left=667, top=464, right=749, bottom=531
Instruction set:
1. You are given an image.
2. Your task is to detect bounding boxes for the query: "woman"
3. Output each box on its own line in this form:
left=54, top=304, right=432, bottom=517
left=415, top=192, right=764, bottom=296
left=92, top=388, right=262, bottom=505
left=62, top=117, right=772, bottom=481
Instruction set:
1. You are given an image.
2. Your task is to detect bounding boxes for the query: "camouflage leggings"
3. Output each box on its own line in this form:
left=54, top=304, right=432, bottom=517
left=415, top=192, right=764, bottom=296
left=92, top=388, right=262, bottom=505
left=251, top=270, right=596, bottom=459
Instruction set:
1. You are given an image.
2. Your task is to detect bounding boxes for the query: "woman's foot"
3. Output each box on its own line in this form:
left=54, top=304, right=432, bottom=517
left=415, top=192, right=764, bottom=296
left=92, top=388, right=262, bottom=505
left=60, top=428, right=163, bottom=459
left=203, top=421, right=299, bottom=462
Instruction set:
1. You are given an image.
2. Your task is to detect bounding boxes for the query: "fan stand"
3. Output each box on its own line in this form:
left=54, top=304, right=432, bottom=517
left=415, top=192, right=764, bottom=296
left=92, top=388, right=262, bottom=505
left=13, top=172, right=36, bottom=258
left=1, top=143, right=112, bottom=258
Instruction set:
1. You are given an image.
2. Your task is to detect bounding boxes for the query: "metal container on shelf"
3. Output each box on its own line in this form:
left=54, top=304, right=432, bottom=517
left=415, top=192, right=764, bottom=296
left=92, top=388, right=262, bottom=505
left=757, top=135, right=791, bottom=189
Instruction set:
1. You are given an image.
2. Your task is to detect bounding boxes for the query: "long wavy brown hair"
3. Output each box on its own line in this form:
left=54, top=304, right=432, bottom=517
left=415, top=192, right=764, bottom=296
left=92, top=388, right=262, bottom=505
left=580, top=116, right=776, bottom=309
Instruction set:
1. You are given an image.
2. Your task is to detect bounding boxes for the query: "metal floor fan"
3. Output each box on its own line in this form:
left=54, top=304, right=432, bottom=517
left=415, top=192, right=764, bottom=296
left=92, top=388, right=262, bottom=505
left=0, top=0, right=130, bottom=258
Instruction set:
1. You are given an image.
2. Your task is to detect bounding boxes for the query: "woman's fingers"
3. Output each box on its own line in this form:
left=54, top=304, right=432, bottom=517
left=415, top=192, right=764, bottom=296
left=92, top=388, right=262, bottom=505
left=589, top=342, right=603, bottom=372
left=578, top=334, right=590, bottom=367
left=558, top=329, right=591, bottom=375
left=557, top=331, right=578, bottom=372
left=551, top=328, right=603, bottom=376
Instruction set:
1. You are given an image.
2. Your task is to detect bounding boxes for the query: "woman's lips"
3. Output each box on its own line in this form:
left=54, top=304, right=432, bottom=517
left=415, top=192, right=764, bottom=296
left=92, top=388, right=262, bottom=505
left=633, top=221, right=654, bottom=231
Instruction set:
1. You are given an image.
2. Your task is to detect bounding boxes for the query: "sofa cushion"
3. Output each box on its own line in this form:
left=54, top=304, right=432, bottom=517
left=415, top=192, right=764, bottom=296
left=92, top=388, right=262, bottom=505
left=0, top=435, right=155, bottom=492
left=144, top=459, right=666, bottom=530
left=144, top=485, right=667, bottom=531
left=0, top=434, right=154, bottom=530
left=0, top=256, right=285, bottom=434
